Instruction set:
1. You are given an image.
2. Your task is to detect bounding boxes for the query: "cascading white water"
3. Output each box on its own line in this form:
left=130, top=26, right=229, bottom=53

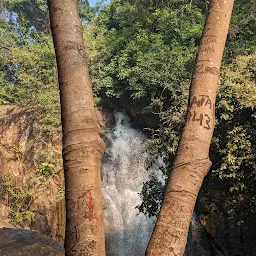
left=101, top=111, right=213, bottom=256
left=101, top=112, right=158, bottom=256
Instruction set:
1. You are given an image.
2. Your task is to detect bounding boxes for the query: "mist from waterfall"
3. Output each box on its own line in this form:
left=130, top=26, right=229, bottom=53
left=101, top=111, right=213, bottom=256
left=101, top=112, right=161, bottom=256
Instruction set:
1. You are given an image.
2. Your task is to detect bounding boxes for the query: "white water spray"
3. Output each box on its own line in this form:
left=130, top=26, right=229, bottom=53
left=101, top=112, right=157, bottom=256
left=101, top=111, right=213, bottom=256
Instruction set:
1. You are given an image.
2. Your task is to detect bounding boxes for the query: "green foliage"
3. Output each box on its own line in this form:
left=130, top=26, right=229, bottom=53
left=3, top=0, right=51, bottom=35
left=1, top=174, right=35, bottom=227
left=136, top=174, right=165, bottom=218
left=56, top=187, right=65, bottom=202
left=33, top=144, right=62, bottom=185
left=210, top=54, right=256, bottom=215
left=140, top=54, right=256, bottom=218
left=0, top=0, right=107, bottom=136
left=90, top=1, right=203, bottom=102
left=10, top=146, right=22, bottom=161
left=0, top=145, right=62, bottom=226
left=225, top=0, right=256, bottom=59
left=78, top=0, right=103, bottom=22
left=35, top=162, right=58, bottom=184
left=0, top=0, right=101, bottom=136
left=0, top=16, right=61, bottom=136
left=83, top=0, right=206, bottom=217
left=2, top=0, right=96, bottom=32
left=85, top=0, right=256, bottom=219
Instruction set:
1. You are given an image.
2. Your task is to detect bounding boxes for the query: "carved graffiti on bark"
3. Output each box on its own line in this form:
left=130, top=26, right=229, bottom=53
left=78, top=190, right=95, bottom=220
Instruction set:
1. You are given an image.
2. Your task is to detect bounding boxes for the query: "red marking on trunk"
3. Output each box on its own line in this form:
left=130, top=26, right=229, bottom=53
left=79, top=190, right=95, bottom=220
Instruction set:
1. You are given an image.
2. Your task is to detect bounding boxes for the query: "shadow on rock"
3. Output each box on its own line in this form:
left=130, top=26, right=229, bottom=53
left=0, top=228, right=64, bottom=256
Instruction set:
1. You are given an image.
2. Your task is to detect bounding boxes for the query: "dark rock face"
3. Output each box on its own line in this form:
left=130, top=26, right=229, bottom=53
left=0, top=228, right=64, bottom=256
left=122, top=99, right=159, bottom=129
left=196, top=190, right=256, bottom=256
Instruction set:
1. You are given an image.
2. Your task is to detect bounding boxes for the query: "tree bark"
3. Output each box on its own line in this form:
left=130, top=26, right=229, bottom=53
left=47, top=1, right=106, bottom=255
left=146, top=1, right=234, bottom=255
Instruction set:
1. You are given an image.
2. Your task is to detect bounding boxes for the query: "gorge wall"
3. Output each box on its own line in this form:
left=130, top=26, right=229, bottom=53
left=0, top=105, right=65, bottom=242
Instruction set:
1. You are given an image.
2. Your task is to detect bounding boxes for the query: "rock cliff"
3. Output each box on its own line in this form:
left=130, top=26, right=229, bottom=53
left=0, top=105, right=65, bottom=242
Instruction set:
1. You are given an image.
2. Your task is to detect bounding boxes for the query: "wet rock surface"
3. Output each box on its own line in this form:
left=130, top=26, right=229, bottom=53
left=0, top=228, right=64, bottom=256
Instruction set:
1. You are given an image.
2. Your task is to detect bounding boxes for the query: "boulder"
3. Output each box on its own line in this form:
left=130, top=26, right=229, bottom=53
left=0, top=228, right=64, bottom=256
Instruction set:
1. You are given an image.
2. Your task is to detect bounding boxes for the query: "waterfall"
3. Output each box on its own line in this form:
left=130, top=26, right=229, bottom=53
left=101, top=111, right=214, bottom=256
left=101, top=112, right=157, bottom=256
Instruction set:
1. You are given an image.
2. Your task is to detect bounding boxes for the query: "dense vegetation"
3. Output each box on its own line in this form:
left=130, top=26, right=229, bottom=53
left=0, top=0, right=255, bottom=228
left=87, top=0, right=256, bottom=224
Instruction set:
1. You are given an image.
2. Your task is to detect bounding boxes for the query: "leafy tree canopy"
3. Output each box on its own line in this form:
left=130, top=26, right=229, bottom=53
left=85, top=0, right=256, bottom=221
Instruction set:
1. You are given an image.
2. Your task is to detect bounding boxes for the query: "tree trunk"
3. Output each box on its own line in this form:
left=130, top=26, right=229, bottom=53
left=146, top=0, right=234, bottom=255
left=47, top=1, right=106, bottom=255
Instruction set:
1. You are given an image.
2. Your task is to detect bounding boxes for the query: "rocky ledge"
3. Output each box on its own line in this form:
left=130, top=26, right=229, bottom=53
left=0, top=228, right=64, bottom=256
